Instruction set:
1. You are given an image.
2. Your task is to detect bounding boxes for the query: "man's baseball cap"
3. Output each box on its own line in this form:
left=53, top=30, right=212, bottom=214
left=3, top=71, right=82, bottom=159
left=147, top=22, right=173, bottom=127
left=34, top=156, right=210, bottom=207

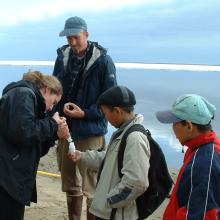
left=59, top=16, right=87, bottom=37
left=156, top=94, right=216, bottom=125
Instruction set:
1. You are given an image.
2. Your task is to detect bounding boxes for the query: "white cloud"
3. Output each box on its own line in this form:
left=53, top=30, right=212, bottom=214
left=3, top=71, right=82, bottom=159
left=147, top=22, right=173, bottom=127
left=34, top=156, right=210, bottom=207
left=0, top=0, right=172, bottom=27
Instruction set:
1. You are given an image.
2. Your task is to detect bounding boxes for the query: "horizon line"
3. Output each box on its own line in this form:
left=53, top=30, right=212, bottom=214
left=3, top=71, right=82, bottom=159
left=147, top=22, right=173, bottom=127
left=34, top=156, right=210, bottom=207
left=0, top=60, right=220, bottom=72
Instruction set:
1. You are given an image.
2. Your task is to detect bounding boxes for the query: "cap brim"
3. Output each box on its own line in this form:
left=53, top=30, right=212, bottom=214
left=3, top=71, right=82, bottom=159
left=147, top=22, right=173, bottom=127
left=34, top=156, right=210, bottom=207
left=156, top=110, right=182, bottom=124
left=59, top=28, right=84, bottom=37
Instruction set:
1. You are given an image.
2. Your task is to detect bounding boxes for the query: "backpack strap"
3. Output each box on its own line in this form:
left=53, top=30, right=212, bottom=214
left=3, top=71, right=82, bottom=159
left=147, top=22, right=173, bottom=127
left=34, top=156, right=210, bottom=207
left=110, top=124, right=148, bottom=220
left=118, top=124, right=148, bottom=178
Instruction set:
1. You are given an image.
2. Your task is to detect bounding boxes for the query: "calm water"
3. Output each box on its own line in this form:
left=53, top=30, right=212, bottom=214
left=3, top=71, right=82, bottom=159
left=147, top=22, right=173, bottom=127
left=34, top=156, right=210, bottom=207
left=1, top=66, right=220, bottom=168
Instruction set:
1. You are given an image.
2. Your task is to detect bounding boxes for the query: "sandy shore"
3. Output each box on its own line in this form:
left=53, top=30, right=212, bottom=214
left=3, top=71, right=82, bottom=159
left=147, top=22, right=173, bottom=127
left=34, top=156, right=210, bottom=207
left=24, top=147, right=178, bottom=220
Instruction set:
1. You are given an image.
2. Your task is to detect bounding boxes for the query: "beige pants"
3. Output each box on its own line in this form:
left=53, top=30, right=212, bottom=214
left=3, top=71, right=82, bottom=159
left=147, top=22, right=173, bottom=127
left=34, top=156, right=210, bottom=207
left=56, top=136, right=105, bottom=206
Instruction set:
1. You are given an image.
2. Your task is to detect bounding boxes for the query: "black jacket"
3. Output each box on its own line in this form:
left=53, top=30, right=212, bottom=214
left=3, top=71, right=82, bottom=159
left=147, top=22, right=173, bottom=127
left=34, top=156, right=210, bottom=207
left=0, top=80, right=58, bottom=205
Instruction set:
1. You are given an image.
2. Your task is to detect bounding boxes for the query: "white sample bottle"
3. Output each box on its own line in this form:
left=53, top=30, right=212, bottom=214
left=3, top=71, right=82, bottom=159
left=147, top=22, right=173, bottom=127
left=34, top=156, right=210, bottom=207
left=67, top=137, right=75, bottom=154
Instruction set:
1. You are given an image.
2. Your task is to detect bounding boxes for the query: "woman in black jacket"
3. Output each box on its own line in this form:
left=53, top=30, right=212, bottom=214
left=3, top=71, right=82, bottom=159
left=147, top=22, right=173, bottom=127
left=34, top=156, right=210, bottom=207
left=0, top=71, right=69, bottom=220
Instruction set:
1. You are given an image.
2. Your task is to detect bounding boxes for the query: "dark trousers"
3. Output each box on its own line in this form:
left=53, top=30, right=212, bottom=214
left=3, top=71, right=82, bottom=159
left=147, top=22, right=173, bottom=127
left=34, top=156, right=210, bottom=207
left=0, top=186, right=25, bottom=220
left=96, top=217, right=106, bottom=220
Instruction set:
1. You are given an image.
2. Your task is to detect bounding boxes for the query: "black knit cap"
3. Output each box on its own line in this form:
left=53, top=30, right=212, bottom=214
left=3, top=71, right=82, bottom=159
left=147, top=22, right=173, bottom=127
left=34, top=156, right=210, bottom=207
left=97, top=86, right=136, bottom=107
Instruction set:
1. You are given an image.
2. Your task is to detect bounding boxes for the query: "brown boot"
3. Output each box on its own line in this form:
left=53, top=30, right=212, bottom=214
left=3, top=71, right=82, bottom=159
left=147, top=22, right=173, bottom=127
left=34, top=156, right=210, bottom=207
left=87, top=206, right=95, bottom=220
left=66, top=194, right=83, bottom=220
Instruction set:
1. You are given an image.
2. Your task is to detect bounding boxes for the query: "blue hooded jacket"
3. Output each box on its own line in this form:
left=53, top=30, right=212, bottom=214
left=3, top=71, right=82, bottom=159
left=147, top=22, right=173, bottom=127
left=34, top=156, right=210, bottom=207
left=53, top=41, right=117, bottom=140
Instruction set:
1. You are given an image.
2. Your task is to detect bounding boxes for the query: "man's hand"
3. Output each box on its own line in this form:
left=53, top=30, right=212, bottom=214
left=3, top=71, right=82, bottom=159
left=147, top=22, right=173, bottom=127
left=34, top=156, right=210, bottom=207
left=63, top=102, right=85, bottom=118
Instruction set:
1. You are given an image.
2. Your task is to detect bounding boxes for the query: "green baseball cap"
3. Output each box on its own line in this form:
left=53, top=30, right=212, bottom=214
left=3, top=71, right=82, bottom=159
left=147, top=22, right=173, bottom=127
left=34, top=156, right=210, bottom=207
left=156, top=94, right=216, bottom=125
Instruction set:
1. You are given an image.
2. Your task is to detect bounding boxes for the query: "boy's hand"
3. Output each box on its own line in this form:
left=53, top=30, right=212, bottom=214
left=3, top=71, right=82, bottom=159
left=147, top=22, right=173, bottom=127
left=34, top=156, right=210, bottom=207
left=68, top=150, right=83, bottom=162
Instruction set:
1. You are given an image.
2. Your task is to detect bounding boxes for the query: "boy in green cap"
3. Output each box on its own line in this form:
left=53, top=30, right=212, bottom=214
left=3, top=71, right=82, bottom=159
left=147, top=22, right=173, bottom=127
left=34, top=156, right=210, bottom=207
left=156, top=94, right=220, bottom=220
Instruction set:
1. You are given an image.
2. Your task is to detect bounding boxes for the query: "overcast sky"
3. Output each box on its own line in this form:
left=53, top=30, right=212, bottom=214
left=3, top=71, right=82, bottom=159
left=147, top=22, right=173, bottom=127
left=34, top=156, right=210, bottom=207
left=1, top=0, right=220, bottom=64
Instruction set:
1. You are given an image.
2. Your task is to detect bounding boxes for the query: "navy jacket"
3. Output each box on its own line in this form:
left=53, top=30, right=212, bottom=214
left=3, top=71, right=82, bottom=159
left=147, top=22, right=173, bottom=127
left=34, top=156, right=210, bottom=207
left=164, top=131, right=220, bottom=220
left=0, top=80, right=58, bottom=205
left=53, top=41, right=117, bottom=140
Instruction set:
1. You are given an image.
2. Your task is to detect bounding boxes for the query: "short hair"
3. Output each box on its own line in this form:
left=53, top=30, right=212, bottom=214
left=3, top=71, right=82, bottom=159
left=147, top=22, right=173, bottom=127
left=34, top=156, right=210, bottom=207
left=180, top=120, right=212, bottom=132
left=23, top=71, right=63, bottom=96
left=103, top=104, right=134, bottom=113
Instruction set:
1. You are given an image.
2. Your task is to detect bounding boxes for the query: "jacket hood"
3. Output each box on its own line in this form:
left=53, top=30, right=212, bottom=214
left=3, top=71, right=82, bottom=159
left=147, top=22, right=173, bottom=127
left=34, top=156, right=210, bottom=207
left=2, top=80, right=45, bottom=110
left=3, top=80, right=40, bottom=96
left=57, top=41, right=107, bottom=72
left=58, top=41, right=107, bottom=55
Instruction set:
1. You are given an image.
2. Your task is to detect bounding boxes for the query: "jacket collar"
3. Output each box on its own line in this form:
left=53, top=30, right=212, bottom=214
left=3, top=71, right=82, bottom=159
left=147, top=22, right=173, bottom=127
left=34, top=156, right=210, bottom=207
left=183, top=131, right=220, bottom=163
left=59, top=41, right=106, bottom=72
left=184, top=131, right=219, bottom=150
left=111, top=114, right=144, bottom=141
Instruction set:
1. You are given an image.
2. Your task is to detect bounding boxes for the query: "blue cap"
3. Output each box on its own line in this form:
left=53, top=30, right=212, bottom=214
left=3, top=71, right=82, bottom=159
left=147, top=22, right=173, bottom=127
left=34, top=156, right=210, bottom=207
left=59, top=16, right=87, bottom=37
left=156, top=94, right=216, bottom=125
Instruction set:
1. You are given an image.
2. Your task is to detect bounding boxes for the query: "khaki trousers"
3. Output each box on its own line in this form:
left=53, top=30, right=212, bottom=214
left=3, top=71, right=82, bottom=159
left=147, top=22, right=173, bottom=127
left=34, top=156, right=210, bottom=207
left=57, top=136, right=105, bottom=206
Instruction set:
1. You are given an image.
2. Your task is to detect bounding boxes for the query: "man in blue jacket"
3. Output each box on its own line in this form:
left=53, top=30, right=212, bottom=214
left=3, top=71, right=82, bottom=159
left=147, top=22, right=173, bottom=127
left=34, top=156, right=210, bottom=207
left=53, top=16, right=117, bottom=220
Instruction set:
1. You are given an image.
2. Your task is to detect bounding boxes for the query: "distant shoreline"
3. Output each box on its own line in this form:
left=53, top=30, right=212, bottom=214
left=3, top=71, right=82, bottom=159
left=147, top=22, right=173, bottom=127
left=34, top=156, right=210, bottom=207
left=1, top=60, right=220, bottom=72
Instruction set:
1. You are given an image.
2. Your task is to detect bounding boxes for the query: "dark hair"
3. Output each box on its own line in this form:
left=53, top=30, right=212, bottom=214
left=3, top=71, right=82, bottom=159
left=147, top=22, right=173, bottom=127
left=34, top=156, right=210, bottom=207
left=103, top=105, right=134, bottom=113
left=23, top=71, right=63, bottom=96
left=180, top=120, right=212, bottom=132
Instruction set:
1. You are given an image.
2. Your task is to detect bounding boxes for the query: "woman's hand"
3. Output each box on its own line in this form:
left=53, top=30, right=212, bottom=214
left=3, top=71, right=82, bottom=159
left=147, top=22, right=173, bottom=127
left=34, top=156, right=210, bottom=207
left=53, top=112, right=70, bottom=139
left=57, top=122, right=70, bottom=139
left=52, top=112, right=64, bottom=124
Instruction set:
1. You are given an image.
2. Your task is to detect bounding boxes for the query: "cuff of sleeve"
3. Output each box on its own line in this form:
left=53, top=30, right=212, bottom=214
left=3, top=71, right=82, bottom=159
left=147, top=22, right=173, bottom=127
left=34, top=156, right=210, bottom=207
left=83, top=109, right=88, bottom=119
left=107, top=197, right=114, bottom=205
left=81, top=152, right=87, bottom=162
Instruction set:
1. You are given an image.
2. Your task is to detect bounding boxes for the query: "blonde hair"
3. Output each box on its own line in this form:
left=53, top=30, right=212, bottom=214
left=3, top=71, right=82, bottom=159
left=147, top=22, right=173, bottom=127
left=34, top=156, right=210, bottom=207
left=23, top=71, right=63, bottom=96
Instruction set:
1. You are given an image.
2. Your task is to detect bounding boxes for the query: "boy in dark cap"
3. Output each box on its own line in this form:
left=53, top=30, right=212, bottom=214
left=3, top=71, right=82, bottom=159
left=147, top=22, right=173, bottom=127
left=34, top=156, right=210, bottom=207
left=69, top=85, right=150, bottom=220
left=156, top=94, right=220, bottom=220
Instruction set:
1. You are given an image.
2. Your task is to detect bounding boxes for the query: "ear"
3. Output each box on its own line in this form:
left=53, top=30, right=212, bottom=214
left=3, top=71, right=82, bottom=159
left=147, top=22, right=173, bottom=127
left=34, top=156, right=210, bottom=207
left=83, top=31, right=89, bottom=39
left=40, top=87, right=47, bottom=95
left=186, top=120, right=193, bottom=131
left=113, top=107, right=121, bottom=114
left=45, top=87, right=52, bottom=94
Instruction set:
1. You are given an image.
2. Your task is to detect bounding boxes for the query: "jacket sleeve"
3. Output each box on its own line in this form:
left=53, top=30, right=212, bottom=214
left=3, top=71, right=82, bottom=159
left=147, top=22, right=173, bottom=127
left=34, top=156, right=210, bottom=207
left=84, top=55, right=117, bottom=120
left=83, top=149, right=106, bottom=170
left=176, top=145, right=220, bottom=220
left=40, top=138, right=57, bottom=157
left=3, top=90, right=58, bottom=148
left=106, top=132, right=150, bottom=208
left=53, top=48, right=65, bottom=79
